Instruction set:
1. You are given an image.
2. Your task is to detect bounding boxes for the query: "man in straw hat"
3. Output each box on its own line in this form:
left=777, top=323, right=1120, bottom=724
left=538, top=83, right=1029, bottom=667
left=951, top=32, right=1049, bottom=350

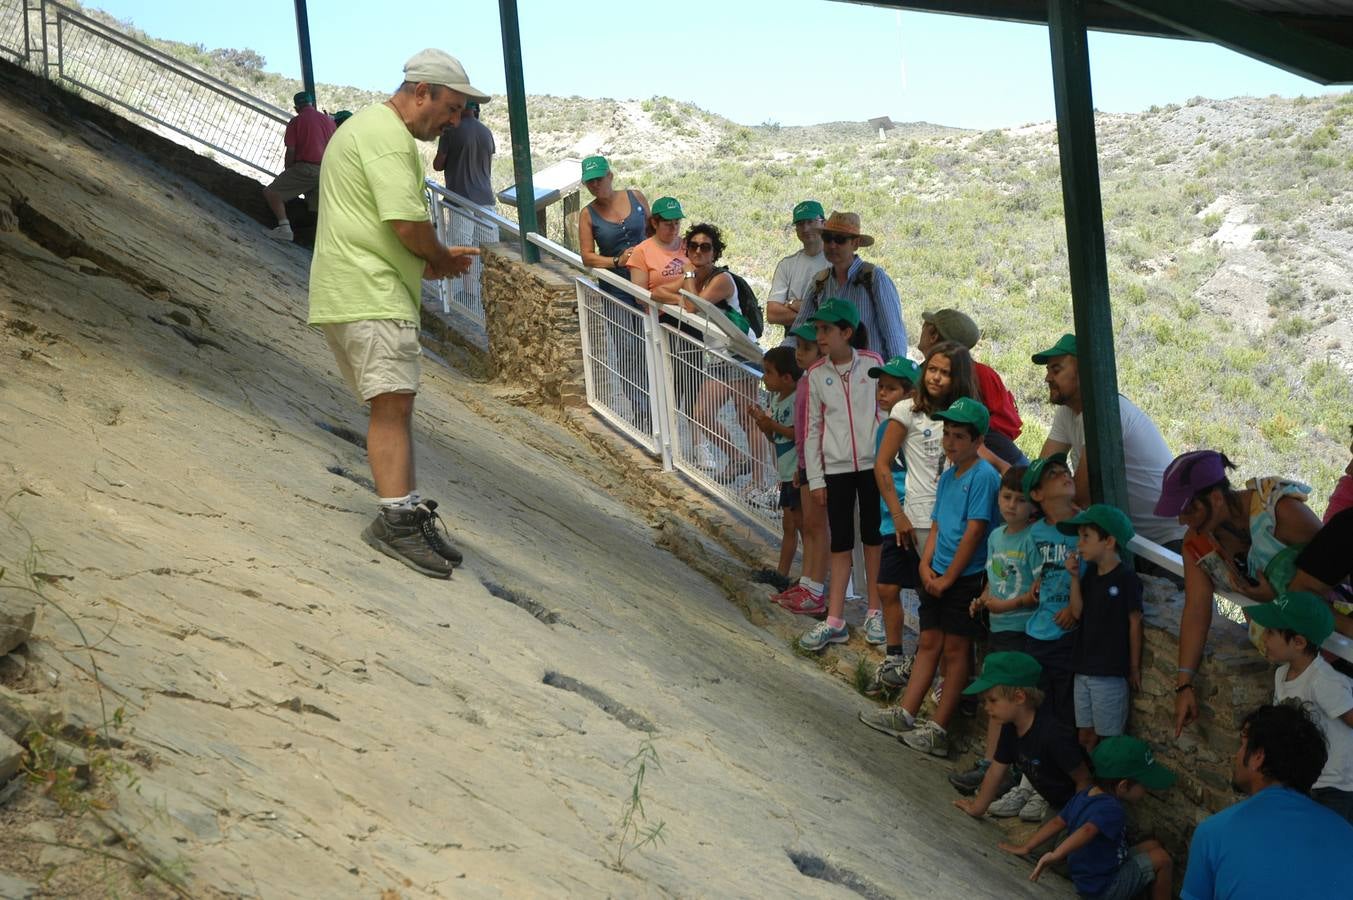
left=263, top=90, right=337, bottom=242
left=783, top=211, right=907, bottom=360
left=307, top=49, right=487, bottom=578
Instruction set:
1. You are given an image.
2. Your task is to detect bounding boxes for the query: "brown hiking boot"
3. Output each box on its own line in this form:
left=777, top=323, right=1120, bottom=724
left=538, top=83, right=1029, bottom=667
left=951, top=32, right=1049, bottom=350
left=361, top=500, right=463, bottom=578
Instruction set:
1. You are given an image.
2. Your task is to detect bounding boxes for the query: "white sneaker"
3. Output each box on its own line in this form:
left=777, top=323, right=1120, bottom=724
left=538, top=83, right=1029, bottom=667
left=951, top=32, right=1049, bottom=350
left=988, top=783, right=1033, bottom=818
left=1019, top=792, right=1050, bottom=822
left=268, top=224, right=294, bottom=242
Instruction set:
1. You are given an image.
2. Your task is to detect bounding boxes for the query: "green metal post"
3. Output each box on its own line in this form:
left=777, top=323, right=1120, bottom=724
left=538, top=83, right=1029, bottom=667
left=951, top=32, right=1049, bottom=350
left=1047, top=0, right=1128, bottom=511
left=498, top=0, right=540, bottom=263
left=293, top=0, right=316, bottom=101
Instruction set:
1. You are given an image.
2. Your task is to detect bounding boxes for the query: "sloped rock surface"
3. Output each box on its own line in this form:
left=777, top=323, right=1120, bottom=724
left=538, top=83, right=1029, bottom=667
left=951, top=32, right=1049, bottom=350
left=0, top=69, right=1066, bottom=897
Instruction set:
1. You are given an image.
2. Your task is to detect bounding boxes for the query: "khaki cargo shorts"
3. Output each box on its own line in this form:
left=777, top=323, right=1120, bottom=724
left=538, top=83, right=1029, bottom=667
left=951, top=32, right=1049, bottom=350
left=320, top=319, right=420, bottom=402
left=266, top=162, right=321, bottom=203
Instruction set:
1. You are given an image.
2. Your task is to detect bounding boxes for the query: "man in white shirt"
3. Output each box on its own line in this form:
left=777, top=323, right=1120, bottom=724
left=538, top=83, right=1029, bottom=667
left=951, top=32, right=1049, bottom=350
left=1033, top=333, right=1185, bottom=551
left=765, top=200, right=827, bottom=327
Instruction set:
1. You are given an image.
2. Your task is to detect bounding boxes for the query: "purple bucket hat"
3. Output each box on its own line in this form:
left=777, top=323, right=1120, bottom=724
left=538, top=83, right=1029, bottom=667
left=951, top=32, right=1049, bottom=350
left=1154, top=450, right=1227, bottom=518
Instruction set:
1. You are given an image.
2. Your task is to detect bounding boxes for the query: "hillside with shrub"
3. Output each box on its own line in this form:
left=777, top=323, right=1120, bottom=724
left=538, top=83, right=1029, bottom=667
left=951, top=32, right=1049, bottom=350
left=90, top=3, right=1353, bottom=508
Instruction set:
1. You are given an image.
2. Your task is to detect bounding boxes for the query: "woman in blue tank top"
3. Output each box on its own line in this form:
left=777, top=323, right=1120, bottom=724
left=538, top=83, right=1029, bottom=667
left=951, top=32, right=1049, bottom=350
left=579, top=155, right=650, bottom=303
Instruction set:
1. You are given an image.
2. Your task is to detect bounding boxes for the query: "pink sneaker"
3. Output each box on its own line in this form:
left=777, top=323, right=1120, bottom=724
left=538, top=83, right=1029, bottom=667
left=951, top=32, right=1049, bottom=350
left=772, top=584, right=807, bottom=606
left=782, top=588, right=826, bottom=616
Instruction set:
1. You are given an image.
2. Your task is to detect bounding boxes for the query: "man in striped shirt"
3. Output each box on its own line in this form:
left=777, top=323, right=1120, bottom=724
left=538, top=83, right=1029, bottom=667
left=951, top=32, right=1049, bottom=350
left=782, top=211, right=908, bottom=361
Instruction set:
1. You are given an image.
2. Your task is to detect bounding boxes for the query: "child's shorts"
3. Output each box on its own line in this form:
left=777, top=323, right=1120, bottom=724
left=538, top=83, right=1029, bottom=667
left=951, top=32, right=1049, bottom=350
left=886, top=527, right=927, bottom=589
left=878, top=538, right=908, bottom=587
left=1073, top=674, right=1129, bottom=736
left=1088, top=849, right=1154, bottom=900
left=986, top=628, right=1026, bottom=654
left=779, top=481, right=801, bottom=511
left=918, top=572, right=986, bottom=637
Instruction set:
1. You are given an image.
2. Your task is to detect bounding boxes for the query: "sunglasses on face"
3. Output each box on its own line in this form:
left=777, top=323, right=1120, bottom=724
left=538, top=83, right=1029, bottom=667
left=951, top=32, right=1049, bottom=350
left=687, top=241, right=714, bottom=251
left=822, top=233, right=854, bottom=245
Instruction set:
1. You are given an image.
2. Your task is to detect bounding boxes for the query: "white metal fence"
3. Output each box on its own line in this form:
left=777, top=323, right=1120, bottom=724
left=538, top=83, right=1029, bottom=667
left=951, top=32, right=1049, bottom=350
left=3, top=0, right=291, bottom=177
left=427, top=184, right=507, bottom=323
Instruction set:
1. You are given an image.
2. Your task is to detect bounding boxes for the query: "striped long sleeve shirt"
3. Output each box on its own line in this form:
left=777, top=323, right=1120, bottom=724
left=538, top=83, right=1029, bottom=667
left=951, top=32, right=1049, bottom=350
left=783, top=256, right=909, bottom=361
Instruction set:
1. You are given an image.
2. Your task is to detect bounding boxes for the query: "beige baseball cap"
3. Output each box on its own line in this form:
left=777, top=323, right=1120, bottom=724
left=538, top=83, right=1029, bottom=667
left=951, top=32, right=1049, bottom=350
left=403, top=49, right=490, bottom=103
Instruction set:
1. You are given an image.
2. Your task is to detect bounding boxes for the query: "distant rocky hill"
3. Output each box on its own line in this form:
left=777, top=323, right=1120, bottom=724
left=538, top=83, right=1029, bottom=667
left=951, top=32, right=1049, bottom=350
left=86, top=1, right=1353, bottom=505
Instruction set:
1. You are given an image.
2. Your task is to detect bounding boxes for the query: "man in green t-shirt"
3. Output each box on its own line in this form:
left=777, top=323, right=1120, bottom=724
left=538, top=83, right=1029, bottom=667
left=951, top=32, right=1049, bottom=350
left=308, top=49, right=486, bottom=578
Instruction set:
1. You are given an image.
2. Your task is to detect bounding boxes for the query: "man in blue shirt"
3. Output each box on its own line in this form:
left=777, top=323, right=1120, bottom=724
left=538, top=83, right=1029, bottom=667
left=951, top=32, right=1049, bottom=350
left=1182, top=703, right=1353, bottom=899
left=782, top=211, right=908, bottom=360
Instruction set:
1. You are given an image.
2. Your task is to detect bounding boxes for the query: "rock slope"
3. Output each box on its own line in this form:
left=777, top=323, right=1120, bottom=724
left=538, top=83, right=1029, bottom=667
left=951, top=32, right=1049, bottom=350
left=0, top=64, right=1067, bottom=897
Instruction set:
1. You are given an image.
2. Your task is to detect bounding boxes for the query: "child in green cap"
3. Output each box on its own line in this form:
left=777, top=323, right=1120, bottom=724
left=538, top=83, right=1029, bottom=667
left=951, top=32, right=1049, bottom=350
left=1060, top=503, right=1144, bottom=752
left=954, top=652, right=1092, bottom=830
left=999, top=735, right=1175, bottom=899
left=1254, top=591, right=1353, bottom=822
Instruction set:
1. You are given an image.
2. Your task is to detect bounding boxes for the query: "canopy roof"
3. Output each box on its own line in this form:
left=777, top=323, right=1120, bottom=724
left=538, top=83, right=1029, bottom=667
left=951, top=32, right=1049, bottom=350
left=837, top=0, right=1353, bottom=83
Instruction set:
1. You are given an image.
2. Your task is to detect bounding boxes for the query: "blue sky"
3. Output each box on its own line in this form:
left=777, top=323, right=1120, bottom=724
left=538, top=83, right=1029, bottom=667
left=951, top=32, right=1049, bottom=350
left=89, top=0, right=1345, bottom=129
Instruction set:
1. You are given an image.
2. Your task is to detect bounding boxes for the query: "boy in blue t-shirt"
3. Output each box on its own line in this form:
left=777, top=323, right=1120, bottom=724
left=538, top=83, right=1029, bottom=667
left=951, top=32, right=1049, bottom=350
left=890, top=397, right=1000, bottom=758
left=863, top=356, right=918, bottom=695
left=1022, top=452, right=1082, bottom=729
left=752, top=347, right=804, bottom=585
left=1000, top=736, right=1175, bottom=900
left=949, top=464, right=1039, bottom=794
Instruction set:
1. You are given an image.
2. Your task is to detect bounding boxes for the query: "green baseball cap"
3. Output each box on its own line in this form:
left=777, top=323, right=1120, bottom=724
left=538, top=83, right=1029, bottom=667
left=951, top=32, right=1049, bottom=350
left=1022, top=451, right=1069, bottom=499
left=332, top=109, right=353, bottom=126
left=1091, top=736, right=1177, bottom=790
left=293, top=91, right=315, bottom=107
left=868, top=356, right=921, bottom=383
left=651, top=196, right=684, bottom=220
left=788, top=323, right=818, bottom=342
left=931, top=396, right=990, bottom=436
left=1248, top=591, right=1335, bottom=647
left=792, top=200, right=825, bottom=224
left=581, top=155, right=610, bottom=181
left=963, top=651, right=1043, bottom=695
left=1057, top=503, right=1135, bottom=547
left=809, top=297, right=860, bottom=330
left=1031, top=333, right=1078, bottom=364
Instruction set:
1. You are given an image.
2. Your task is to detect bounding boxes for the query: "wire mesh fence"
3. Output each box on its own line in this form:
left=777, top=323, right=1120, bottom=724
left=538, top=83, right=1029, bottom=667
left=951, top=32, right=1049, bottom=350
left=575, top=279, right=662, bottom=455
left=428, top=188, right=501, bottom=322
left=15, top=1, right=289, bottom=177
left=0, top=0, right=27, bottom=63
left=661, top=321, right=779, bottom=530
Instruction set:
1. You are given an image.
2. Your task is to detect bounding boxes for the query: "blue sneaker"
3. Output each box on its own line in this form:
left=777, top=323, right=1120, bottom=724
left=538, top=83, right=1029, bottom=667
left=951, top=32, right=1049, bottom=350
left=799, top=620, right=849, bottom=652
left=863, top=610, right=886, bottom=645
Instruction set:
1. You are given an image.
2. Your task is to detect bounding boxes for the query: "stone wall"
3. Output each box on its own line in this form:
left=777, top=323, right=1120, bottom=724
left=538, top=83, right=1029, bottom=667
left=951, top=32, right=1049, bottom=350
left=1124, top=590, right=1272, bottom=854
left=481, top=245, right=586, bottom=408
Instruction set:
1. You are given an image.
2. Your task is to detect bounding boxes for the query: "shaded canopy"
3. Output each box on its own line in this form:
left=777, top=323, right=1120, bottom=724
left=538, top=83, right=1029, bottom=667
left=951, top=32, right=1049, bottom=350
left=836, top=0, right=1353, bottom=84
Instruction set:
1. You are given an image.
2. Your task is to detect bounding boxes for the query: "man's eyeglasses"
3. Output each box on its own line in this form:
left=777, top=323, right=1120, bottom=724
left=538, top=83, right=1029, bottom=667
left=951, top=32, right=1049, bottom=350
left=822, top=233, right=855, bottom=245
left=687, top=241, right=714, bottom=251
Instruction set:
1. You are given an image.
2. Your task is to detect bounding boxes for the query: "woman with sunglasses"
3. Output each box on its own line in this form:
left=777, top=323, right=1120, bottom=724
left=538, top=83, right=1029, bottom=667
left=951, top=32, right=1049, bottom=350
left=1154, top=450, right=1323, bottom=736
left=676, top=223, right=769, bottom=484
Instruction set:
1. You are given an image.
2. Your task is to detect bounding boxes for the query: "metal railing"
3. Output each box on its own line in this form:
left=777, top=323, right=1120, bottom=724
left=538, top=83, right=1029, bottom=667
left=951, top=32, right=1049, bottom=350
left=427, top=186, right=506, bottom=322
left=2, top=0, right=290, bottom=177
left=1130, top=536, right=1353, bottom=663
left=0, top=0, right=27, bottom=63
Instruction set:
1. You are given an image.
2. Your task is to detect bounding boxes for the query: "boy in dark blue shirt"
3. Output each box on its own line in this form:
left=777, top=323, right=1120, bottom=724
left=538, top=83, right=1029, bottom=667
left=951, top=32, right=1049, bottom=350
left=1060, top=504, right=1144, bottom=752
left=1000, top=735, right=1175, bottom=899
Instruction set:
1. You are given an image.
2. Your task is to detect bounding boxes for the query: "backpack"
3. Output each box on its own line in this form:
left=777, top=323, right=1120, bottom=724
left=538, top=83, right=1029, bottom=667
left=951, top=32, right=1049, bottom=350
left=808, top=261, right=877, bottom=311
left=716, top=267, right=764, bottom=338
